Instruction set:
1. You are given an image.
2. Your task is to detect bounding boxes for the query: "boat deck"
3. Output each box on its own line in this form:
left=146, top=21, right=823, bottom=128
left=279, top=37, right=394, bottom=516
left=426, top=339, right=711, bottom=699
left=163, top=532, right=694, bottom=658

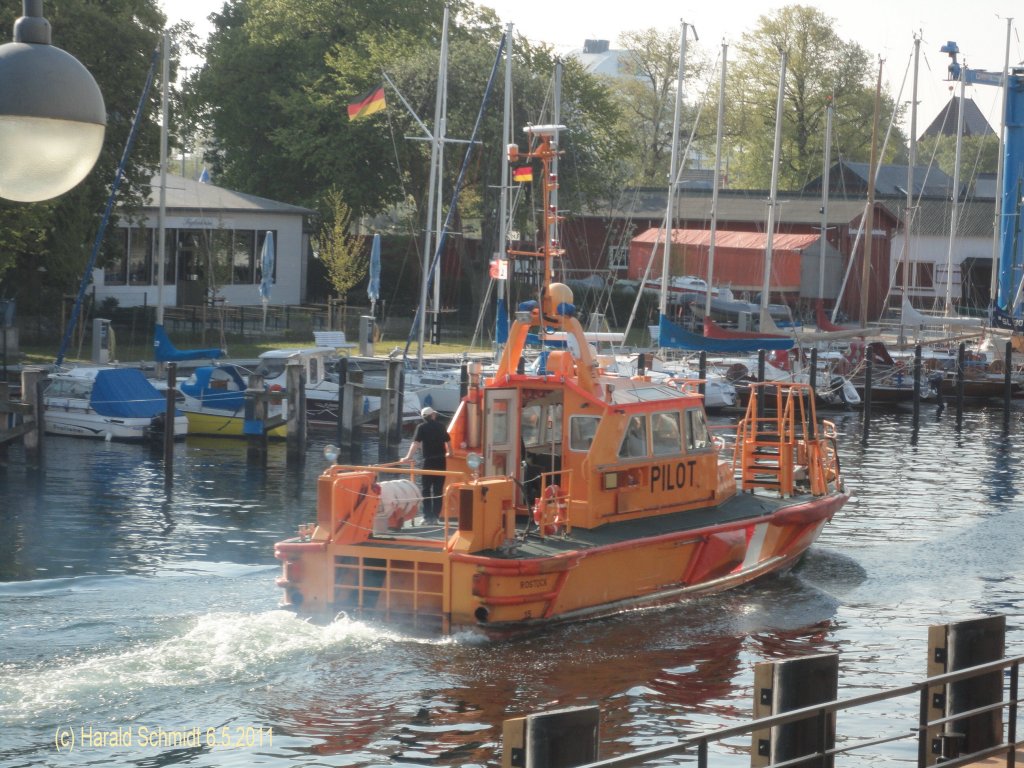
left=370, top=489, right=835, bottom=559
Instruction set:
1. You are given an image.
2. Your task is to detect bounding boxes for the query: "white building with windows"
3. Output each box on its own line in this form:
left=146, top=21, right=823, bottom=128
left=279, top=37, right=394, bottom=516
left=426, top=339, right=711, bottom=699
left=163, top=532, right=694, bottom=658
left=92, top=173, right=315, bottom=309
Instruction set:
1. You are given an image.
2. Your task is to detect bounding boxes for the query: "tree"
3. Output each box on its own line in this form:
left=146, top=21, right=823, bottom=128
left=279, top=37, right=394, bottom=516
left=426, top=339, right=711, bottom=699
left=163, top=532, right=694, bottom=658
left=318, top=189, right=367, bottom=301
left=192, top=2, right=628, bottom=327
left=0, top=0, right=179, bottom=324
left=917, top=134, right=999, bottom=181
left=723, top=5, right=908, bottom=190
left=606, top=27, right=709, bottom=186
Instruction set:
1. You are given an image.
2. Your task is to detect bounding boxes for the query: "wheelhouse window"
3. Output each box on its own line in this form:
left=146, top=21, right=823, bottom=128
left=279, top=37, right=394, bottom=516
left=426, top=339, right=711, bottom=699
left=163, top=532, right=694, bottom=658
left=685, top=408, right=711, bottom=451
left=569, top=415, right=599, bottom=452
left=651, top=411, right=682, bottom=456
left=522, top=403, right=562, bottom=448
left=619, top=415, right=648, bottom=458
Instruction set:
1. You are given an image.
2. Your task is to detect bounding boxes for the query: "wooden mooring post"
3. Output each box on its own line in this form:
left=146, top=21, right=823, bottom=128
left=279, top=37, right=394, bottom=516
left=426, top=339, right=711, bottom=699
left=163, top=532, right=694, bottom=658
left=956, top=342, right=966, bottom=428
left=1004, top=340, right=1013, bottom=429
left=336, top=357, right=364, bottom=464
left=913, top=344, right=923, bottom=428
left=0, top=367, right=45, bottom=464
left=699, top=351, right=707, bottom=397
left=377, top=359, right=403, bottom=463
left=861, top=353, right=873, bottom=444
left=286, top=360, right=306, bottom=461
left=163, top=363, right=176, bottom=482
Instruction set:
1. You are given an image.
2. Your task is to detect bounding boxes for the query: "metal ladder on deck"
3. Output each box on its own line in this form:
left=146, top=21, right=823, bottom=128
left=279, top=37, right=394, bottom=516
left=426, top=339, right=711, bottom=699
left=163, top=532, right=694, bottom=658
left=735, top=382, right=816, bottom=496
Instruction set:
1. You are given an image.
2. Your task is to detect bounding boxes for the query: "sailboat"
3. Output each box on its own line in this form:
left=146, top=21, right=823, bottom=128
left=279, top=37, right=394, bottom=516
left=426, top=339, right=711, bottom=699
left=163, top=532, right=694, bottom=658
left=273, top=123, right=849, bottom=635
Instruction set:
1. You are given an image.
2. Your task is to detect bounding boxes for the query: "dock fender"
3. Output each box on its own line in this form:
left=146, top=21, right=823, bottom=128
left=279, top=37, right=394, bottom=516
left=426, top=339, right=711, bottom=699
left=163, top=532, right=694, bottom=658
left=684, top=528, right=747, bottom=584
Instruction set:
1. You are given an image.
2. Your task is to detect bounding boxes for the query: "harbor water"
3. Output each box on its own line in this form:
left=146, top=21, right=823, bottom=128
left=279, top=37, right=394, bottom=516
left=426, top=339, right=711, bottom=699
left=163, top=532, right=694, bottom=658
left=1, top=406, right=1022, bottom=767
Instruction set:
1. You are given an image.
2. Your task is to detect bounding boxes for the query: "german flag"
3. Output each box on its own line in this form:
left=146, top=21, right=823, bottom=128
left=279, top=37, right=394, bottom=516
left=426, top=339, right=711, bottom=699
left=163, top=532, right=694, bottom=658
left=347, top=86, right=386, bottom=121
left=513, top=166, right=532, bottom=183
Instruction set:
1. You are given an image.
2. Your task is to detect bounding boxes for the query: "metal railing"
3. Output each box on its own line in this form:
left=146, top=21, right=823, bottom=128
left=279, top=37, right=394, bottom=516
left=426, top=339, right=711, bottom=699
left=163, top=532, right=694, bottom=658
left=575, top=654, right=1022, bottom=768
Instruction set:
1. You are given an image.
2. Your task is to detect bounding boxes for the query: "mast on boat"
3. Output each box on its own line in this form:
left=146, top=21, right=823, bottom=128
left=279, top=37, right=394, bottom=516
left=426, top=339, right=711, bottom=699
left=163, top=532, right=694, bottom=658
left=860, top=58, right=883, bottom=327
left=899, top=35, right=920, bottom=343
left=760, top=50, right=787, bottom=331
left=417, top=6, right=449, bottom=370
left=705, top=42, right=727, bottom=321
left=660, top=21, right=695, bottom=319
left=494, top=23, right=513, bottom=355
left=156, top=30, right=169, bottom=329
left=944, top=66, right=967, bottom=316
left=819, top=99, right=833, bottom=306
left=508, top=125, right=565, bottom=297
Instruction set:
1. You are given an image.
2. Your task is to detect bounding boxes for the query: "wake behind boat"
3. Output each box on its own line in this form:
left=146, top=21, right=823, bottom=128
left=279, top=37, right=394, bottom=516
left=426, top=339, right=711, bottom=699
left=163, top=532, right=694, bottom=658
left=274, top=125, right=849, bottom=636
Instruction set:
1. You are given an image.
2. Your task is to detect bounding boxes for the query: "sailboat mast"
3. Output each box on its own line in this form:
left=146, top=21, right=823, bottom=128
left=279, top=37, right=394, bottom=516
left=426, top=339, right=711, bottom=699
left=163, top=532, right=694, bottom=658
left=860, top=59, right=883, bottom=326
left=705, top=42, right=727, bottom=320
left=761, top=50, right=787, bottom=325
left=660, top=21, right=690, bottom=318
left=902, top=35, right=920, bottom=336
left=990, top=18, right=1012, bottom=311
left=417, top=7, right=449, bottom=369
left=495, top=22, right=513, bottom=351
left=156, top=30, right=169, bottom=327
left=945, top=67, right=967, bottom=315
left=818, top=101, right=833, bottom=303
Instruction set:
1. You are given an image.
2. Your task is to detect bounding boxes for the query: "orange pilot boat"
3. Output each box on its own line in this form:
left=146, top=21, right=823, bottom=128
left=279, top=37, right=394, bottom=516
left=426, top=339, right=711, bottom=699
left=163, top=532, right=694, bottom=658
left=274, top=125, right=849, bottom=635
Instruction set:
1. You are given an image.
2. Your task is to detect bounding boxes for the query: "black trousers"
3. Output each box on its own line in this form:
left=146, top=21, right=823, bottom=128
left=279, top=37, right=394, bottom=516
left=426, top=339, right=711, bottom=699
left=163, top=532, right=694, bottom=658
left=421, top=472, right=444, bottom=521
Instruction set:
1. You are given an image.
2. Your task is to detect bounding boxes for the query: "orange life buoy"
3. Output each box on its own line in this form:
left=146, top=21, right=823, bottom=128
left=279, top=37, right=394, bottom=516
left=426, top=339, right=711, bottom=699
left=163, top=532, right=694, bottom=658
left=532, top=484, right=567, bottom=535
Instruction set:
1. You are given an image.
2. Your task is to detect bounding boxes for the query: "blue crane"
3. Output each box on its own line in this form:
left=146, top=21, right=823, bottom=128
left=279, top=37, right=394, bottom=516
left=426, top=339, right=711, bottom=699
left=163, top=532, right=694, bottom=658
left=941, top=41, right=1024, bottom=320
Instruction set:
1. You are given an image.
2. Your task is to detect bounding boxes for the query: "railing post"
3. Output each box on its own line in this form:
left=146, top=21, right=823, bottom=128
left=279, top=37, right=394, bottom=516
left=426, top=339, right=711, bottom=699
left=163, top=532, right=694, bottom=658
left=502, top=706, right=599, bottom=768
left=925, top=615, right=1006, bottom=765
left=751, top=653, right=838, bottom=768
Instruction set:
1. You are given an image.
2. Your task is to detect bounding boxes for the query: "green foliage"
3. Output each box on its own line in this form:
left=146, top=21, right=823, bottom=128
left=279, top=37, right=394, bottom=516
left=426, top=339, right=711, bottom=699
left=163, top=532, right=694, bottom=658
left=0, top=0, right=174, bottom=313
left=190, top=2, right=627, bottom=323
left=606, top=27, right=708, bottom=186
left=723, top=5, right=908, bottom=190
left=917, top=134, right=999, bottom=180
left=318, top=189, right=368, bottom=300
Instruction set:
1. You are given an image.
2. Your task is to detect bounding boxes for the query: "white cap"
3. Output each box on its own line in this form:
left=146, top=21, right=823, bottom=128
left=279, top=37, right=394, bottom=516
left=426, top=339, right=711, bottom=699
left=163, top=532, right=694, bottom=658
left=421, top=406, right=436, bottom=418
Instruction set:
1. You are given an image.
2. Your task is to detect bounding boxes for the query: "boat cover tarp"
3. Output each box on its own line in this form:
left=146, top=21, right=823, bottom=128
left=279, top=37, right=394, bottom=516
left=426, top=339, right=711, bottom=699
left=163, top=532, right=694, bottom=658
left=154, top=323, right=225, bottom=362
left=90, top=369, right=168, bottom=418
left=658, top=315, right=794, bottom=352
left=178, top=366, right=247, bottom=410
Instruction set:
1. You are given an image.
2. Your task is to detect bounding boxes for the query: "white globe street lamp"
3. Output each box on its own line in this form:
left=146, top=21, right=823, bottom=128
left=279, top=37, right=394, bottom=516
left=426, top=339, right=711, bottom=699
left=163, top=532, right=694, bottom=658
left=0, top=0, right=105, bottom=202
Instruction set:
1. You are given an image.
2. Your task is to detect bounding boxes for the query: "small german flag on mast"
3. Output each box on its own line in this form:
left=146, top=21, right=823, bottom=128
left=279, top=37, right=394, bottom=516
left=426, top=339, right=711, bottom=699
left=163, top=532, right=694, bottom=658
left=513, top=166, right=532, bottom=183
left=347, top=86, right=386, bottom=121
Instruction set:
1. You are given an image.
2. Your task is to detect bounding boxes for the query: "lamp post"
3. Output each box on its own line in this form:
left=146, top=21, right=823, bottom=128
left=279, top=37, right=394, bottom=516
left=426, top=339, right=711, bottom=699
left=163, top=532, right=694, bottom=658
left=0, top=0, right=105, bottom=202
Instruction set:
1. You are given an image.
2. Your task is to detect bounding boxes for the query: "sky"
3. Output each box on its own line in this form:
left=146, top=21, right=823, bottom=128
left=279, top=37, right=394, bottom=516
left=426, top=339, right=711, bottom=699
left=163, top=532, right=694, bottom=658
left=161, top=0, right=1021, bottom=138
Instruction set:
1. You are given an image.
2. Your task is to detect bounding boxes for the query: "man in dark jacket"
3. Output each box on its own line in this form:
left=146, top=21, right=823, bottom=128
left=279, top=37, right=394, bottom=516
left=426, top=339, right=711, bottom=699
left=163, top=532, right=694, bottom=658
left=402, top=406, right=451, bottom=524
